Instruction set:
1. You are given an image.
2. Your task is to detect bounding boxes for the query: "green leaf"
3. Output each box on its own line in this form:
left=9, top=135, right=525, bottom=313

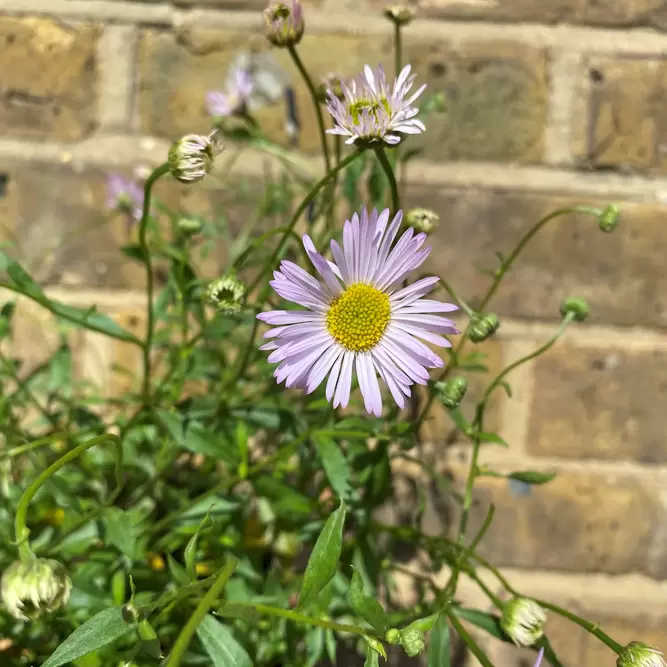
left=42, top=607, right=131, bottom=667
left=0, top=301, right=15, bottom=339
left=298, top=501, right=347, bottom=609
left=185, top=422, right=239, bottom=467
left=102, top=507, right=138, bottom=558
left=507, top=471, right=557, bottom=485
left=427, top=614, right=451, bottom=667
left=137, top=619, right=162, bottom=659
left=450, top=607, right=505, bottom=641
left=314, top=434, right=353, bottom=500
left=254, top=476, right=314, bottom=518
left=447, top=408, right=470, bottom=433
left=349, top=569, right=388, bottom=633
left=185, top=506, right=215, bottom=579
left=474, top=432, right=509, bottom=447
left=196, top=614, right=252, bottom=667
left=236, top=421, right=249, bottom=479
left=167, top=554, right=191, bottom=586
left=364, top=645, right=380, bottom=667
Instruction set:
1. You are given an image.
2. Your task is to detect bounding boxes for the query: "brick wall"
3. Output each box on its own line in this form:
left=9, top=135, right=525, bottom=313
left=1, top=0, right=666, bottom=662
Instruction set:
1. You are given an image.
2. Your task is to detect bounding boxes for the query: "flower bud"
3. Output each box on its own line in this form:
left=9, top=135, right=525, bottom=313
left=617, top=642, right=667, bottom=667
left=468, top=313, right=500, bottom=343
left=385, top=628, right=401, bottom=645
left=383, top=4, right=416, bottom=25
left=500, top=597, right=546, bottom=647
left=560, top=296, right=589, bottom=323
left=406, top=207, right=439, bottom=234
left=598, top=203, right=620, bottom=233
left=206, top=273, right=246, bottom=314
left=177, top=217, right=203, bottom=236
left=399, top=627, right=426, bottom=657
left=122, top=602, right=142, bottom=624
left=263, top=0, right=304, bottom=47
left=1, top=558, right=72, bottom=620
left=435, top=377, right=468, bottom=409
left=168, top=132, right=223, bottom=184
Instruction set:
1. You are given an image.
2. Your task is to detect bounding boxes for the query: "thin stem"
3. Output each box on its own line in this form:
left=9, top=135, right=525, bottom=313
left=138, top=162, right=170, bottom=403
left=14, top=434, right=124, bottom=560
left=164, top=558, right=237, bottom=667
left=287, top=45, right=331, bottom=172
left=446, top=610, right=494, bottom=667
left=394, top=22, right=402, bottom=78
left=373, top=146, right=400, bottom=214
left=4, top=432, right=67, bottom=459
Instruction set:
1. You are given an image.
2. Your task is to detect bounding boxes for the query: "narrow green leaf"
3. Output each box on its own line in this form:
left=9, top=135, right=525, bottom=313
left=196, top=614, right=252, bottom=667
left=427, top=614, right=451, bottom=667
left=42, top=607, right=131, bottom=667
left=450, top=607, right=504, bottom=641
left=298, top=501, right=347, bottom=609
left=507, top=471, right=557, bottom=485
left=364, top=645, right=380, bottom=667
left=185, top=423, right=239, bottom=466
left=137, top=619, right=162, bottom=658
left=185, top=506, right=215, bottom=579
left=167, top=555, right=191, bottom=586
left=447, top=408, right=470, bottom=433
left=314, top=434, right=353, bottom=500
left=349, top=569, right=388, bottom=633
left=474, top=432, right=509, bottom=447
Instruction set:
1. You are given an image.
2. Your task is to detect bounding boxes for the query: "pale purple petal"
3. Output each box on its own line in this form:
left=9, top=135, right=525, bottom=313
left=333, top=351, right=355, bottom=409
left=356, top=353, right=382, bottom=417
left=303, top=235, right=342, bottom=296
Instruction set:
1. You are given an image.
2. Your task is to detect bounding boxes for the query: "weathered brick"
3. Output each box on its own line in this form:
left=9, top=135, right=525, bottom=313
left=408, top=186, right=667, bottom=329
left=0, top=16, right=98, bottom=141
left=574, top=56, right=667, bottom=171
left=440, top=468, right=667, bottom=578
left=528, top=342, right=667, bottom=463
left=583, top=0, right=667, bottom=28
left=139, top=28, right=547, bottom=163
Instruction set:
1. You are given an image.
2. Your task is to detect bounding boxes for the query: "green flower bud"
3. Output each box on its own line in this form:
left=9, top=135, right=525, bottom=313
left=1, top=558, right=72, bottom=620
left=122, top=602, right=142, bottom=624
left=560, top=296, right=589, bottom=323
left=617, top=642, right=667, bottom=667
left=406, top=207, right=439, bottom=234
left=168, top=132, right=222, bottom=184
left=500, top=597, right=546, bottom=647
left=435, top=377, right=468, bottom=409
left=468, top=313, right=500, bottom=343
left=598, top=203, right=620, bottom=233
left=383, top=4, right=416, bottom=25
left=399, top=627, right=426, bottom=657
left=206, top=273, right=246, bottom=314
left=385, top=628, right=401, bottom=645
left=177, top=217, right=203, bottom=236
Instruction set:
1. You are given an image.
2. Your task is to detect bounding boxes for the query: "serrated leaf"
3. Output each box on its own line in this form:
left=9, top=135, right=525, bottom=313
left=298, top=501, right=347, bottom=609
left=196, top=614, right=252, bottom=667
left=427, top=614, right=451, bottom=667
left=507, top=471, right=557, bottom=485
left=314, top=434, right=353, bottom=500
left=349, top=569, right=388, bottom=633
left=42, top=607, right=131, bottom=667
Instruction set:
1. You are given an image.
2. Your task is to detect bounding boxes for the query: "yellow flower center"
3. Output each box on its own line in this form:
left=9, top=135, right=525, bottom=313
left=348, top=97, right=390, bottom=123
left=326, top=283, right=391, bottom=352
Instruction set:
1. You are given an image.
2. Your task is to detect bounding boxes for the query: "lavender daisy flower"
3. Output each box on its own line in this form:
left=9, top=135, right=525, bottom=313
left=106, top=173, right=144, bottom=221
left=326, top=64, right=426, bottom=146
left=206, top=67, right=254, bottom=118
left=257, top=208, right=459, bottom=416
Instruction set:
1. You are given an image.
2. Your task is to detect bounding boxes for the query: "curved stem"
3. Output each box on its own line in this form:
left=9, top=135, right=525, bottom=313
left=14, top=434, right=124, bottom=560
left=4, top=432, right=68, bottom=460
left=164, top=558, right=237, bottom=667
left=138, top=163, right=170, bottom=403
left=373, top=146, right=400, bottom=214
left=287, top=45, right=331, bottom=172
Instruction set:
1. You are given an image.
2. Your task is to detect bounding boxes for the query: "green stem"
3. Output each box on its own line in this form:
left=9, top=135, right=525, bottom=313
left=14, top=434, right=124, bottom=560
left=4, top=432, right=67, bottom=459
left=287, top=45, right=331, bottom=172
left=138, top=162, right=170, bottom=403
left=164, top=558, right=237, bottom=667
left=374, top=146, right=400, bottom=214
left=446, top=610, right=494, bottom=667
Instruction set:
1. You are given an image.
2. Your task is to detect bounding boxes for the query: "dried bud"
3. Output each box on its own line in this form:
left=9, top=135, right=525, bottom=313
left=168, top=132, right=223, bottom=184
left=383, top=4, right=416, bottom=25
left=1, top=558, right=72, bottom=620
left=435, top=377, right=468, bottom=409
left=598, top=203, right=620, bottom=233
left=617, top=642, right=667, bottom=667
left=206, top=273, right=246, bottom=314
left=560, top=296, right=589, bottom=323
left=406, top=207, right=439, bottom=234
left=468, top=313, right=500, bottom=343
left=500, top=597, right=546, bottom=647
left=264, top=0, right=304, bottom=47
left=177, top=217, right=203, bottom=236
left=399, top=627, right=426, bottom=657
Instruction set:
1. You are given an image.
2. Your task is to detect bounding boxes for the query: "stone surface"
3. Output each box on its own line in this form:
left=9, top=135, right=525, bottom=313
left=139, top=28, right=547, bottom=163
left=574, top=56, right=667, bottom=171
left=442, top=468, right=667, bottom=578
left=408, top=185, right=667, bottom=329
left=0, top=16, right=98, bottom=141
left=528, top=342, right=667, bottom=463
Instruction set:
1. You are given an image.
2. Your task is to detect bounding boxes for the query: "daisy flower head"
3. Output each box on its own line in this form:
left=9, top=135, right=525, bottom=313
left=206, top=67, right=254, bottom=119
left=326, top=64, right=426, bottom=147
left=257, top=208, right=459, bottom=417
left=106, top=173, right=144, bottom=221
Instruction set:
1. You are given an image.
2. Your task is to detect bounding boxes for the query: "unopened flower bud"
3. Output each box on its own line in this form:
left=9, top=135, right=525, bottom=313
left=122, top=602, right=142, bottom=624
left=206, top=273, right=246, bottom=314
left=617, top=642, right=667, bottom=667
left=383, top=4, right=416, bottom=25
left=468, top=313, right=500, bottom=343
left=500, top=597, right=546, bottom=647
left=385, top=628, right=401, bottom=645
left=598, top=203, right=620, bottom=233
left=317, top=73, right=345, bottom=102
left=406, top=207, right=439, bottom=234
left=264, top=0, right=304, bottom=47
left=399, top=627, right=426, bottom=657
left=436, top=377, right=468, bottom=409
left=177, top=217, right=203, bottom=236
left=560, top=296, right=589, bottom=323
left=168, top=132, right=223, bottom=184
left=1, top=558, right=72, bottom=620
